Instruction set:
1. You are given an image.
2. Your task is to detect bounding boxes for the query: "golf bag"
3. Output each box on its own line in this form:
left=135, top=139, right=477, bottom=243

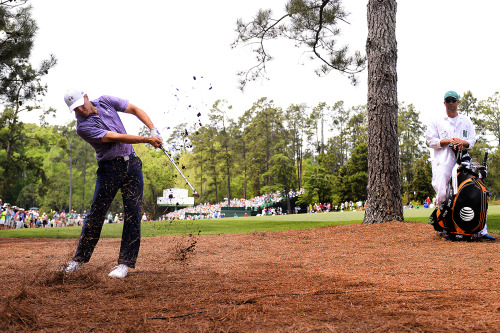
left=430, top=149, right=490, bottom=241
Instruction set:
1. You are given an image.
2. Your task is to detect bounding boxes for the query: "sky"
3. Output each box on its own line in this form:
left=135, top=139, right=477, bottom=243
left=26, top=0, right=500, bottom=140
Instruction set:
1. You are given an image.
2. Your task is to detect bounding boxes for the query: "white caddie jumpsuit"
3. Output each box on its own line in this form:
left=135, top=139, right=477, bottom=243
left=426, top=113, right=476, bottom=205
left=426, top=112, right=488, bottom=237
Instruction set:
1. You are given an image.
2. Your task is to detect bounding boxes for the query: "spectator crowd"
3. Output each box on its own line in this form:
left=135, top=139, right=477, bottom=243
left=161, top=189, right=305, bottom=220
left=0, top=199, right=125, bottom=230
left=0, top=190, right=306, bottom=228
left=1, top=191, right=435, bottom=229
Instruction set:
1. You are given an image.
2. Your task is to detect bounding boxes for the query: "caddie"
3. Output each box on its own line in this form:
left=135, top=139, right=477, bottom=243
left=426, top=90, right=495, bottom=241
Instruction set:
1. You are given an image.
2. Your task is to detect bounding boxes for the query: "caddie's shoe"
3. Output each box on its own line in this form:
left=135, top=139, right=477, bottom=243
left=108, top=264, right=129, bottom=278
left=62, top=260, right=82, bottom=273
left=481, top=234, right=496, bottom=241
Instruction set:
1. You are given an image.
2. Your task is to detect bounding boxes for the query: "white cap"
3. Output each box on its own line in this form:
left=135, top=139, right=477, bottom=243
left=64, top=89, right=85, bottom=112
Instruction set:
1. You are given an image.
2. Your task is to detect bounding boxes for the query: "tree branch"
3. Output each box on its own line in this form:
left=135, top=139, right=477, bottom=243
left=0, top=0, right=28, bottom=8
left=234, top=0, right=366, bottom=90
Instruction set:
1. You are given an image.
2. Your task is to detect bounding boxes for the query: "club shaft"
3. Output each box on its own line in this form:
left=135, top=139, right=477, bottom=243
left=160, top=147, right=198, bottom=195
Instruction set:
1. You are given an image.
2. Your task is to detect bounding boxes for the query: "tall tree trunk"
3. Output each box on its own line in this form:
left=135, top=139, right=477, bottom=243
left=406, top=170, right=411, bottom=205
left=226, top=146, right=231, bottom=204
left=298, top=149, right=302, bottom=189
left=266, top=125, right=271, bottom=186
left=199, top=152, right=204, bottom=197
left=298, top=127, right=303, bottom=189
left=1, top=134, right=14, bottom=199
left=321, top=113, right=326, bottom=155
left=69, top=152, right=73, bottom=212
left=1, top=111, right=19, bottom=199
left=256, top=171, right=260, bottom=194
left=243, top=149, right=247, bottom=199
left=363, top=0, right=403, bottom=224
left=213, top=164, right=219, bottom=204
left=340, top=127, right=345, bottom=167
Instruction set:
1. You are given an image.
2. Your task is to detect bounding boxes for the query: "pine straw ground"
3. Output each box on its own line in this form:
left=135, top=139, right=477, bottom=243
left=0, top=222, right=498, bottom=332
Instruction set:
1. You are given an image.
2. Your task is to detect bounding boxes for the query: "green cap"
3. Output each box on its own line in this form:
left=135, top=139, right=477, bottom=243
left=444, top=91, right=459, bottom=100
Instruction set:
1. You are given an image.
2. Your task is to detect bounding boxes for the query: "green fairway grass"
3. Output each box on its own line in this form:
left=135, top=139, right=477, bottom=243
left=1, top=205, right=499, bottom=238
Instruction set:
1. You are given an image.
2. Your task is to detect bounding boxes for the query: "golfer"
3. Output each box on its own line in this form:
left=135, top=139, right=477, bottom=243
left=63, top=89, right=163, bottom=278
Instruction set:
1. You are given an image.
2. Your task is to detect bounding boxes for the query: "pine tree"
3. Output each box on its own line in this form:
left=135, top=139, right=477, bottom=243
left=234, top=0, right=402, bottom=223
left=0, top=4, right=57, bottom=200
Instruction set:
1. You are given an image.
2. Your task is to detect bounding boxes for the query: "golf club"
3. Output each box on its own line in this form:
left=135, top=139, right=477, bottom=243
left=160, top=146, right=199, bottom=198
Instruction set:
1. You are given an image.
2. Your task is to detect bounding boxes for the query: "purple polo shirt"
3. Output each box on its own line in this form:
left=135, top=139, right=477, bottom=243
left=75, top=95, right=134, bottom=161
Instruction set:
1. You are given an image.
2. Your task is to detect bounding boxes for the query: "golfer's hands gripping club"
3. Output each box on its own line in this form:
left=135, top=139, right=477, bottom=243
left=148, top=128, right=163, bottom=149
left=148, top=136, right=163, bottom=149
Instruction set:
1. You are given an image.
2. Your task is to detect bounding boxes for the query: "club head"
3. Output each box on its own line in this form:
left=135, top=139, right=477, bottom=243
left=193, top=192, right=200, bottom=198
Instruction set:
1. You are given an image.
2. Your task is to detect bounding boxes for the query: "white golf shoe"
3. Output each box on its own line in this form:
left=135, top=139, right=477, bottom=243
left=108, top=264, right=129, bottom=278
left=63, top=260, right=82, bottom=273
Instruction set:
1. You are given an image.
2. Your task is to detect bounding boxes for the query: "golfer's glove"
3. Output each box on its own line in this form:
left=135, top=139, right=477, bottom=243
left=151, top=128, right=163, bottom=142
